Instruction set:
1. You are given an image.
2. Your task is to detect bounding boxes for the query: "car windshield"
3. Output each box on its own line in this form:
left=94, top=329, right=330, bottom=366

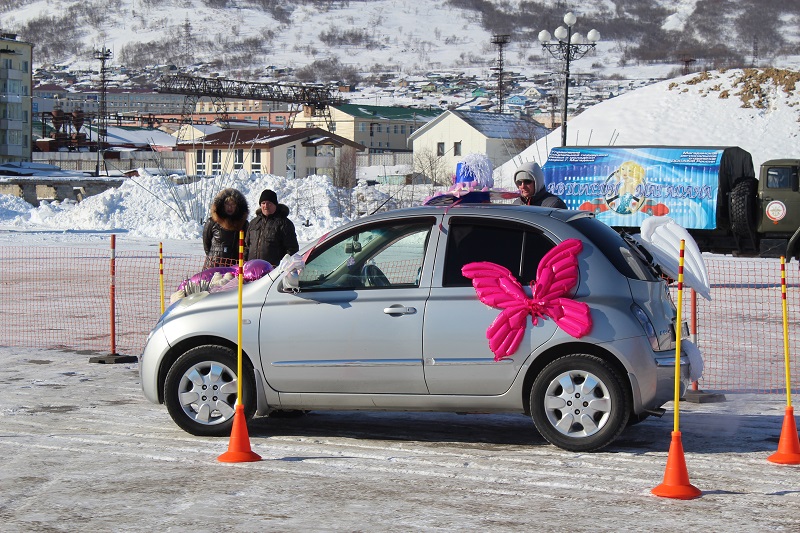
left=569, top=217, right=659, bottom=281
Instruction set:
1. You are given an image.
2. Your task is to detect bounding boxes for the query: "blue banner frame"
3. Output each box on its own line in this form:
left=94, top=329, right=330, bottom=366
left=542, top=147, right=723, bottom=229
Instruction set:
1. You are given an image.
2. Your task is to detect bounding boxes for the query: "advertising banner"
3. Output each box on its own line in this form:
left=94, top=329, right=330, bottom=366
left=542, top=147, right=724, bottom=229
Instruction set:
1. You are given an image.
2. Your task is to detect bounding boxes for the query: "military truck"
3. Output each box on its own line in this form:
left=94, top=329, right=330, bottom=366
left=541, top=146, right=800, bottom=259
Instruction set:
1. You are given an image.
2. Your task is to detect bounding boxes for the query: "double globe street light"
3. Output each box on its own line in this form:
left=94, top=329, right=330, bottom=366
left=539, top=13, right=600, bottom=147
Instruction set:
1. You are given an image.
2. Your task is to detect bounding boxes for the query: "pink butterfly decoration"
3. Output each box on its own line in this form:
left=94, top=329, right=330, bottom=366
left=462, top=238, right=592, bottom=361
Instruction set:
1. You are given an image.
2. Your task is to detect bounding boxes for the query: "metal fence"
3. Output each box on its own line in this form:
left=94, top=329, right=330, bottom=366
left=1, top=243, right=797, bottom=393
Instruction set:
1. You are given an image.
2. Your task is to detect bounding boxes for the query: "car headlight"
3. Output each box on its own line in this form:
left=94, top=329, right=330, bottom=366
left=158, top=291, right=210, bottom=323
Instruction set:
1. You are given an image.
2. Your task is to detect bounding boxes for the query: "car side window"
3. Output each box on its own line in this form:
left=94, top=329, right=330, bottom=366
left=442, top=220, right=555, bottom=286
left=297, top=220, right=433, bottom=290
left=766, top=167, right=791, bottom=189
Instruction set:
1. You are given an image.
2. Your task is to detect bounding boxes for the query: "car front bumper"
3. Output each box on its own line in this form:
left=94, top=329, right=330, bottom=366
left=139, top=325, right=171, bottom=405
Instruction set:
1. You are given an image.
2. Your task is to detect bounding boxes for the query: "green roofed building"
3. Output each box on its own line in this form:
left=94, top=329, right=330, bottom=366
left=298, top=103, right=443, bottom=154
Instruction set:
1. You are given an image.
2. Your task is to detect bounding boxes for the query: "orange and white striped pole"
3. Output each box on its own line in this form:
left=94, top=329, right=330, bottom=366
left=90, top=234, right=136, bottom=364
left=159, top=242, right=165, bottom=314
left=109, top=234, right=117, bottom=356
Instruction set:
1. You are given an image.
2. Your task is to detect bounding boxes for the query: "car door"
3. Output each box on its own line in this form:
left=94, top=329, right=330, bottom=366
left=423, top=215, right=560, bottom=395
left=258, top=216, right=438, bottom=394
left=758, top=163, right=800, bottom=234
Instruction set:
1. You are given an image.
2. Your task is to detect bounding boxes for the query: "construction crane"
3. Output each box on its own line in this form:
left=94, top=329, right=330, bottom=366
left=157, top=74, right=346, bottom=128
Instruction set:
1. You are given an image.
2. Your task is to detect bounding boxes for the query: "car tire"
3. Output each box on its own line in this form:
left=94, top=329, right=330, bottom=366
left=164, top=345, right=255, bottom=437
left=530, top=354, right=630, bottom=452
left=730, top=177, right=757, bottom=239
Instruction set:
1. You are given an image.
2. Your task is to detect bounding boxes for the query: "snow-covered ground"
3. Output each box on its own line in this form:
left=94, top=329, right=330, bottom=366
left=1, top=345, right=798, bottom=531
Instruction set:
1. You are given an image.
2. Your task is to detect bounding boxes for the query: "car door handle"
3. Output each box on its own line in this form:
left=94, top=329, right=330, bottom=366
left=383, top=306, right=417, bottom=315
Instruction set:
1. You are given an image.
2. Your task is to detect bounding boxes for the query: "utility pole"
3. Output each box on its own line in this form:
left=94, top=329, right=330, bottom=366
left=679, top=54, right=696, bottom=75
left=94, top=48, right=112, bottom=176
left=491, top=34, right=511, bottom=114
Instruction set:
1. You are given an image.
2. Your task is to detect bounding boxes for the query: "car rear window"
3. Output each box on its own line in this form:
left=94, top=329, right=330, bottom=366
left=569, top=217, right=659, bottom=281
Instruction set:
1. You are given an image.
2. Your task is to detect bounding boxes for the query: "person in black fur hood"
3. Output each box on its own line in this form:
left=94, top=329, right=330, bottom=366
left=203, top=188, right=249, bottom=268
left=245, top=189, right=299, bottom=266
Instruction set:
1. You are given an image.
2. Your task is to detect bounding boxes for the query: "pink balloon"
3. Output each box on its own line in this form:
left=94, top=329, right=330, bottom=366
left=243, top=259, right=273, bottom=281
left=175, top=261, right=273, bottom=294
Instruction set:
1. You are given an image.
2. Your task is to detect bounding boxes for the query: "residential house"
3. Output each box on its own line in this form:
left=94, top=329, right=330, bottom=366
left=408, top=110, right=550, bottom=183
left=37, top=124, right=179, bottom=152
left=505, top=94, right=531, bottom=111
left=521, top=86, right=548, bottom=100
left=172, top=123, right=224, bottom=143
left=420, top=82, right=438, bottom=93
left=33, top=83, right=68, bottom=100
left=0, top=32, right=33, bottom=164
left=299, top=103, right=442, bottom=154
left=176, top=127, right=365, bottom=178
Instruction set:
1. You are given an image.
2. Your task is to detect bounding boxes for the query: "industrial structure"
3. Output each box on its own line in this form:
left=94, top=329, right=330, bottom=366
left=157, top=74, right=346, bottom=128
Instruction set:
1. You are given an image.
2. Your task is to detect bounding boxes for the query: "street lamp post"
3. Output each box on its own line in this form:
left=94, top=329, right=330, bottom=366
left=539, top=12, right=600, bottom=147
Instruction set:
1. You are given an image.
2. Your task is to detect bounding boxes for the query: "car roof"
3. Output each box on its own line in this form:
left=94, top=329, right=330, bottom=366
left=368, top=204, right=595, bottom=223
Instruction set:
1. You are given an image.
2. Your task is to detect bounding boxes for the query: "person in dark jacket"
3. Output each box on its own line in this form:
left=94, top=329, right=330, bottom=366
left=245, top=189, right=299, bottom=266
left=203, top=188, right=249, bottom=268
left=512, top=161, right=567, bottom=208
left=203, top=189, right=250, bottom=268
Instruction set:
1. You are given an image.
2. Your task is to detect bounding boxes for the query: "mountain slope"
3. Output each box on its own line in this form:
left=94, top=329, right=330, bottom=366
left=2, top=0, right=800, bottom=81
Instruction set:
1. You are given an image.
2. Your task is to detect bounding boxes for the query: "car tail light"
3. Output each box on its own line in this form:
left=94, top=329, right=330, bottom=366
left=631, top=303, right=660, bottom=351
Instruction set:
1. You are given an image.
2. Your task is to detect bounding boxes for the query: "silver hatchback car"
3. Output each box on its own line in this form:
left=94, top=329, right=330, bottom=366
left=140, top=204, right=693, bottom=452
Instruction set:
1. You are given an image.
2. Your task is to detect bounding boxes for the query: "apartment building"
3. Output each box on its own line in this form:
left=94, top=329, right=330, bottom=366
left=300, top=103, right=443, bottom=153
left=176, top=127, right=364, bottom=178
left=0, top=32, right=33, bottom=163
left=49, top=88, right=187, bottom=115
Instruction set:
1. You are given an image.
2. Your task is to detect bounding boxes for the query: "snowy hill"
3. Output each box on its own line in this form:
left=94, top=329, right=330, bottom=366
left=3, top=0, right=800, bottom=82
left=497, top=67, right=800, bottom=187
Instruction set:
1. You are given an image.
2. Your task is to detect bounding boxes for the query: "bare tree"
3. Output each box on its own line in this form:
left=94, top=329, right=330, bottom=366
left=333, top=146, right=358, bottom=188
left=413, top=147, right=449, bottom=187
left=510, top=117, right=546, bottom=154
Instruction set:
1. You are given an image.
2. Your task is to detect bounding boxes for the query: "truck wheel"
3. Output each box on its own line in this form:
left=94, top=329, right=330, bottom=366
left=730, top=177, right=757, bottom=239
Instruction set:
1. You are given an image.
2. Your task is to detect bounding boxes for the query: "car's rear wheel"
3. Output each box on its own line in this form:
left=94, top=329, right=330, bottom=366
left=530, top=354, right=630, bottom=452
left=164, top=345, right=255, bottom=437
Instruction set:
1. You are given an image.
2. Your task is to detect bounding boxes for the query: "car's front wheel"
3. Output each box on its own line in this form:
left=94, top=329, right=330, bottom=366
left=530, top=354, right=630, bottom=452
left=164, top=345, right=255, bottom=437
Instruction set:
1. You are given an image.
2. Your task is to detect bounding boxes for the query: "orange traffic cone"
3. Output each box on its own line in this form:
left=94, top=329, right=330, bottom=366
left=218, top=404, right=261, bottom=463
left=652, top=431, right=702, bottom=499
left=768, top=406, right=800, bottom=465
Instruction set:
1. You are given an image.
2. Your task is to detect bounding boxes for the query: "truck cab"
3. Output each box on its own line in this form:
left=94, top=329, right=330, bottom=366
left=757, top=159, right=800, bottom=240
